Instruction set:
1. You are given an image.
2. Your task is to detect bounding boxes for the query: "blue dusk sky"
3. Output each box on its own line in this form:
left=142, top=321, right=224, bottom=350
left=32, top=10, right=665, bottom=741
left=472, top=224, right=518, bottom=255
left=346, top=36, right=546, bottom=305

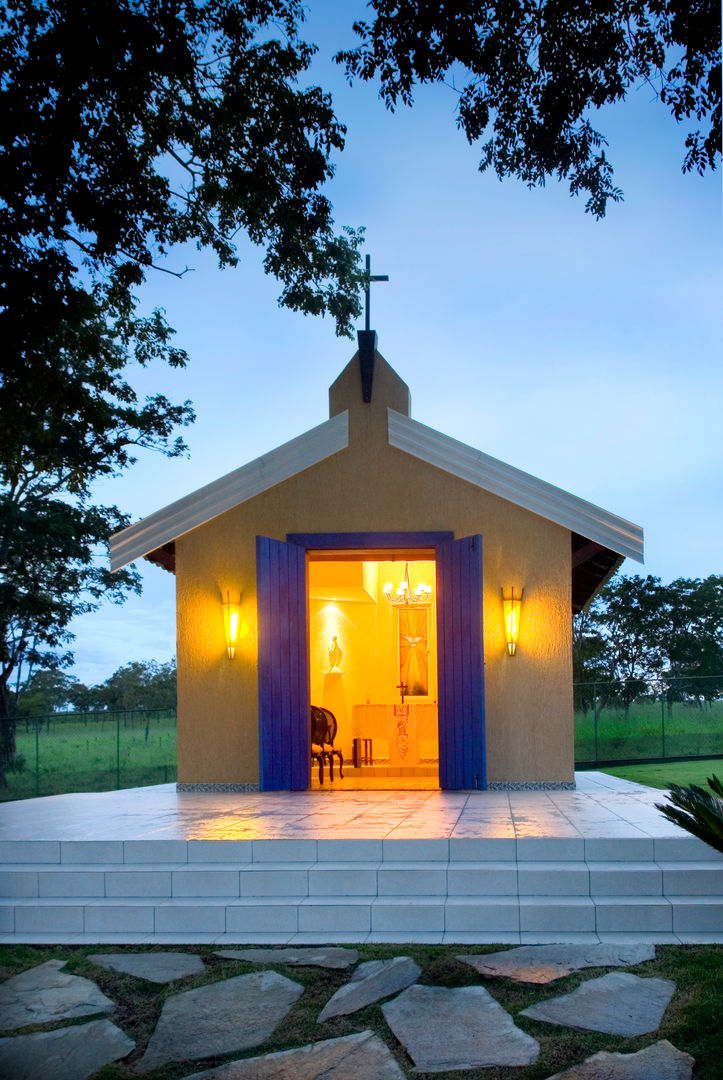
left=69, top=2, right=722, bottom=685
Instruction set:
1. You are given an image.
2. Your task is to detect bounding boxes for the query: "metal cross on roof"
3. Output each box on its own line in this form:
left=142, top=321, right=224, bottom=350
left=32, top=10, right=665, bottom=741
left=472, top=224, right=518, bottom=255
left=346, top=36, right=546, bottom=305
left=364, top=253, right=389, bottom=331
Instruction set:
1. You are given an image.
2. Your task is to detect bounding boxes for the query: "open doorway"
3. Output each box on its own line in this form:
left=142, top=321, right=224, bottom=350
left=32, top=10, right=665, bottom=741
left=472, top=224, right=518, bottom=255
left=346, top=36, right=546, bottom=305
left=307, top=554, right=439, bottom=789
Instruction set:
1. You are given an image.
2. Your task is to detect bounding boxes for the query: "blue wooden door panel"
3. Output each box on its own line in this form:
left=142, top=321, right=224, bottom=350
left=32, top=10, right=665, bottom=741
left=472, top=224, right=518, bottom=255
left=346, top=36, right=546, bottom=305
left=256, top=536, right=309, bottom=790
left=436, top=535, right=486, bottom=790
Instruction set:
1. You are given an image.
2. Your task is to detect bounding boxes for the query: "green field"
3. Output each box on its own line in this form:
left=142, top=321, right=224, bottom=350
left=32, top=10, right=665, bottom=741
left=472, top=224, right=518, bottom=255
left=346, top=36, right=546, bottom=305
left=1, top=711, right=177, bottom=801
left=574, top=698, right=723, bottom=763
left=1, top=699, right=722, bottom=802
left=601, top=758, right=723, bottom=790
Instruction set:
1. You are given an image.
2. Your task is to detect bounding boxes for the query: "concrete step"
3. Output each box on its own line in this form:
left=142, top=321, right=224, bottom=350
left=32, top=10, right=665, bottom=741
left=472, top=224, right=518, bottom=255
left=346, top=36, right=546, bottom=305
left=1, top=835, right=721, bottom=941
left=2, top=835, right=722, bottom=865
left=1, top=860, right=721, bottom=899
left=2, top=894, right=722, bottom=938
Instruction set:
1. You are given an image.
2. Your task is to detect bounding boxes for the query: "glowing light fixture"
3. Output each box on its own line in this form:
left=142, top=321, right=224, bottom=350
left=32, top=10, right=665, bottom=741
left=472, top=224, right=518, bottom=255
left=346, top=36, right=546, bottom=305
left=502, top=587, right=523, bottom=656
left=383, top=562, right=432, bottom=606
left=222, top=590, right=242, bottom=659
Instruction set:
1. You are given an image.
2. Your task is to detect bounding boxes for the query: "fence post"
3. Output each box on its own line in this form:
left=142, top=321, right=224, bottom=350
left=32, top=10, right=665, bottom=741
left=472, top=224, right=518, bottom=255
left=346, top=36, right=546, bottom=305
left=34, top=720, right=40, bottom=797
left=116, top=714, right=121, bottom=790
left=593, top=684, right=598, bottom=763
left=661, top=692, right=666, bottom=760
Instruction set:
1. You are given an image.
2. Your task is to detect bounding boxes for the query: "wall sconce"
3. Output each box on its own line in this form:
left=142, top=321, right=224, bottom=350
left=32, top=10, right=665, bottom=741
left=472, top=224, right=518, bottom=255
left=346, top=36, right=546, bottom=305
left=222, top=590, right=242, bottom=659
left=502, top=587, right=523, bottom=656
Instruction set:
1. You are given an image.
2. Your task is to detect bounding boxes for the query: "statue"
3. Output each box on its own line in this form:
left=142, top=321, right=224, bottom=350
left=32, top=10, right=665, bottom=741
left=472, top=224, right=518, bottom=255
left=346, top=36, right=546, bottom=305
left=328, top=635, right=343, bottom=672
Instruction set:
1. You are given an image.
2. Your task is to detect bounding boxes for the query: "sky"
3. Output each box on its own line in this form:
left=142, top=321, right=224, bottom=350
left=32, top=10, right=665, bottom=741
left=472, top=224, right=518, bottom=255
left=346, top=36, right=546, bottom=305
left=68, top=2, right=722, bottom=686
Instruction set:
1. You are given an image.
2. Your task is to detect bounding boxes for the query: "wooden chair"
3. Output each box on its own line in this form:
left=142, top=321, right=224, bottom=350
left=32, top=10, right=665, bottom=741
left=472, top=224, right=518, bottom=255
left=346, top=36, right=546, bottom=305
left=310, top=705, right=344, bottom=783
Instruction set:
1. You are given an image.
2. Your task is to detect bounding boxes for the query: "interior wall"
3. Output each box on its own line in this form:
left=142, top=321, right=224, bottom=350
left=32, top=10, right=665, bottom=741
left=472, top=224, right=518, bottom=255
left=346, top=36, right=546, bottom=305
left=308, top=559, right=437, bottom=761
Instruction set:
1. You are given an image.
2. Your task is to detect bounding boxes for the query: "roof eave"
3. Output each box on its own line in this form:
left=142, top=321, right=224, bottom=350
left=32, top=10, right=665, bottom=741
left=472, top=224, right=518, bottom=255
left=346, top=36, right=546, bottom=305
left=109, top=411, right=349, bottom=571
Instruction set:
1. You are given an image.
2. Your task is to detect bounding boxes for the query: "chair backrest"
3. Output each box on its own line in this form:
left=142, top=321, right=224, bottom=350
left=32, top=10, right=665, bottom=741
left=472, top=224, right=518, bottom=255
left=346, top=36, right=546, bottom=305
left=310, top=705, right=337, bottom=747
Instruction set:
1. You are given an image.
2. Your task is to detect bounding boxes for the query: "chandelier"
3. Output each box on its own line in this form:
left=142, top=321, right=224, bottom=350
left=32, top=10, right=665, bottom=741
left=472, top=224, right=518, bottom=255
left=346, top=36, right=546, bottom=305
left=382, top=562, right=432, bottom=605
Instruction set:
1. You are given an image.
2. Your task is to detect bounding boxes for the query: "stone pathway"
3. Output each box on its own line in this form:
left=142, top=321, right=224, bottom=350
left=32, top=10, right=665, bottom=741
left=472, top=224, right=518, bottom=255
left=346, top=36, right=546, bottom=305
left=0, top=1018, right=134, bottom=1080
left=180, top=1031, right=405, bottom=1079
left=382, top=984, right=540, bottom=1071
left=89, top=951, right=206, bottom=983
left=318, top=957, right=421, bottom=1021
left=457, top=942, right=656, bottom=984
left=544, top=1039, right=694, bottom=1080
left=135, top=970, right=303, bottom=1073
left=0, top=959, right=114, bottom=1030
left=216, top=946, right=358, bottom=970
left=521, top=971, right=677, bottom=1037
left=0, top=944, right=697, bottom=1078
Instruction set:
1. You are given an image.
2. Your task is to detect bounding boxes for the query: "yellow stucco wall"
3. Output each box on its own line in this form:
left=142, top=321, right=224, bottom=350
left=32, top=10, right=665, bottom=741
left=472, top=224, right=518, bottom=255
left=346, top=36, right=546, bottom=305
left=175, top=352, right=573, bottom=785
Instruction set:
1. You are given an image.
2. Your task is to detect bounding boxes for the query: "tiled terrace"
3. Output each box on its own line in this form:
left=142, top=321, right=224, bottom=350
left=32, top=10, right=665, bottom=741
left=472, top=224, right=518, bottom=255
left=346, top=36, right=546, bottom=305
left=0, top=772, right=721, bottom=945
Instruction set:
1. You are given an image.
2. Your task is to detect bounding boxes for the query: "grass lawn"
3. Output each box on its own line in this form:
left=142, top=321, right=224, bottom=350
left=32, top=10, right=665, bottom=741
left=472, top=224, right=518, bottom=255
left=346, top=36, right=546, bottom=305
left=1, top=943, right=721, bottom=1079
left=2, top=712, right=177, bottom=801
left=601, top=758, right=723, bottom=790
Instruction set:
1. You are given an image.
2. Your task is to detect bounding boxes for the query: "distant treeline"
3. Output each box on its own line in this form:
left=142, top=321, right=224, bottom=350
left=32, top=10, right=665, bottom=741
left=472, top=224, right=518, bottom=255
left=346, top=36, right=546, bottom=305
left=11, top=659, right=176, bottom=716
left=574, top=574, right=723, bottom=710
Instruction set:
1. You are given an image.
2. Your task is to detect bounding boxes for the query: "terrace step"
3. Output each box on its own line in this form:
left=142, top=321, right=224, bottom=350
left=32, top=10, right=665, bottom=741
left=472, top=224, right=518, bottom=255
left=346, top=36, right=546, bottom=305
left=1, top=860, right=721, bottom=899
left=1, top=836, right=721, bottom=941
left=1, top=894, right=721, bottom=938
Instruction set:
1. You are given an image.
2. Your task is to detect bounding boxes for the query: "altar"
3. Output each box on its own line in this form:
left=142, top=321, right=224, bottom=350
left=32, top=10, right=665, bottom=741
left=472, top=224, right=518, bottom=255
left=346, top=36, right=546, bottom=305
left=352, top=703, right=438, bottom=768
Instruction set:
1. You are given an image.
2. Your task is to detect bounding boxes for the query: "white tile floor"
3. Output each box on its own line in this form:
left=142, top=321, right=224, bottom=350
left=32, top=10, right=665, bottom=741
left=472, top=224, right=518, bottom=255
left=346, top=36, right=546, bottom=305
left=0, top=771, right=709, bottom=844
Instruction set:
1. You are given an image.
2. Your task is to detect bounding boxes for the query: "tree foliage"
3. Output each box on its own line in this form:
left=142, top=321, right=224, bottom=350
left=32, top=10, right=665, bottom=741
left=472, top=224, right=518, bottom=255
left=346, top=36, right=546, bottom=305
left=338, top=0, right=721, bottom=216
left=0, top=0, right=366, bottom=774
left=14, top=658, right=177, bottom=716
left=574, top=574, right=723, bottom=710
left=1, top=0, right=365, bottom=345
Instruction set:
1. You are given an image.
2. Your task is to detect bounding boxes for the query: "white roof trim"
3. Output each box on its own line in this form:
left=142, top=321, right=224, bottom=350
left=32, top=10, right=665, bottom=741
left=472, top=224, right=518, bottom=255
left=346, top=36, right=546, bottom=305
left=388, top=410, right=644, bottom=562
left=110, top=411, right=349, bottom=571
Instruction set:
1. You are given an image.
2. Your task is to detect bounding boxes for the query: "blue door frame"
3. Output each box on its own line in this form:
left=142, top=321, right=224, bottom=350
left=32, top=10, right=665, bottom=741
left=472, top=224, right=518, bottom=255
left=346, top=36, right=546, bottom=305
left=256, top=531, right=486, bottom=790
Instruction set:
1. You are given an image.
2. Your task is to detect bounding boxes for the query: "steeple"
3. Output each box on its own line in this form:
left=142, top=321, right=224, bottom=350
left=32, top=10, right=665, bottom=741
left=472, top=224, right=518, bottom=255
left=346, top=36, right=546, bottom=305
left=358, top=254, right=388, bottom=403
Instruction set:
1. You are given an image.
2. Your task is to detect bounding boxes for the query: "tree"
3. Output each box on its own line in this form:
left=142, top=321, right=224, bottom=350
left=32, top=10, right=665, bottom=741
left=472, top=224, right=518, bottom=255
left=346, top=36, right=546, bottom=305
left=574, top=574, right=723, bottom=714
left=0, top=0, right=366, bottom=775
left=101, top=660, right=177, bottom=711
left=338, top=0, right=721, bottom=216
left=16, top=670, right=78, bottom=717
left=577, top=574, right=666, bottom=711
left=656, top=577, right=723, bottom=707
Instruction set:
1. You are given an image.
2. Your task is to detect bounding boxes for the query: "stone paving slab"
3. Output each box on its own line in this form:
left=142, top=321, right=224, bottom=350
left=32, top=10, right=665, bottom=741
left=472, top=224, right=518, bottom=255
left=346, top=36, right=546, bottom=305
left=0, top=1017, right=135, bottom=1080
left=135, top=970, right=303, bottom=1073
left=0, top=959, right=114, bottom=1031
left=458, top=943, right=656, bottom=984
left=181, top=1030, right=405, bottom=1079
left=318, top=957, right=421, bottom=1021
left=89, top=952, right=206, bottom=983
left=382, top=984, right=540, bottom=1072
left=216, top=946, right=358, bottom=970
left=521, top=971, right=676, bottom=1037
left=544, top=1039, right=695, bottom=1079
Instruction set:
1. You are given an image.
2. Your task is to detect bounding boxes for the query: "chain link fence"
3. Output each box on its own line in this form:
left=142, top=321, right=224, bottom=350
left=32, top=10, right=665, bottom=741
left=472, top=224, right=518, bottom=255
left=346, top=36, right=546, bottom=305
left=3, top=681, right=722, bottom=800
left=1, top=708, right=177, bottom=801
left=574, top=675, right=723, bottom=766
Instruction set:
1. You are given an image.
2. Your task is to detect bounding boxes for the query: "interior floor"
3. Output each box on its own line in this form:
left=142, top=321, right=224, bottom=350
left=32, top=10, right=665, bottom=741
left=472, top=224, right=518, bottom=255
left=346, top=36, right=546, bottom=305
left=310, top=773, right=440, bottom=791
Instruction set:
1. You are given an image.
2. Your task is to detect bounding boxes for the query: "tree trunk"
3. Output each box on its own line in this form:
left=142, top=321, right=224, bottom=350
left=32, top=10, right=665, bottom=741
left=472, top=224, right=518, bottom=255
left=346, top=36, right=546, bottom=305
left=0, top=681, right=16, bottom=786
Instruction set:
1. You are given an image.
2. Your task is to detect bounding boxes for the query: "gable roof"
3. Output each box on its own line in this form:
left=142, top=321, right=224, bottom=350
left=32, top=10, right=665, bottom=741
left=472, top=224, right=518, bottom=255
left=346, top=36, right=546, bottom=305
left=109, top=412, right=349, bottom=572
left=109, top=399, right=643, bottom=582
left=388, top=410, right=644, bottom=563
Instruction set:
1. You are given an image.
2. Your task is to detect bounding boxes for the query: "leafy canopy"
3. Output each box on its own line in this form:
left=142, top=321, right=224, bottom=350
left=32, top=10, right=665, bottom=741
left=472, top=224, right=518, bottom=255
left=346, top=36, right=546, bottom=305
left=1, top=0, right=365, bottom=339
left=0, top=0, right=366, bottom=767
left=338, top=0, right=721, bottom=216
